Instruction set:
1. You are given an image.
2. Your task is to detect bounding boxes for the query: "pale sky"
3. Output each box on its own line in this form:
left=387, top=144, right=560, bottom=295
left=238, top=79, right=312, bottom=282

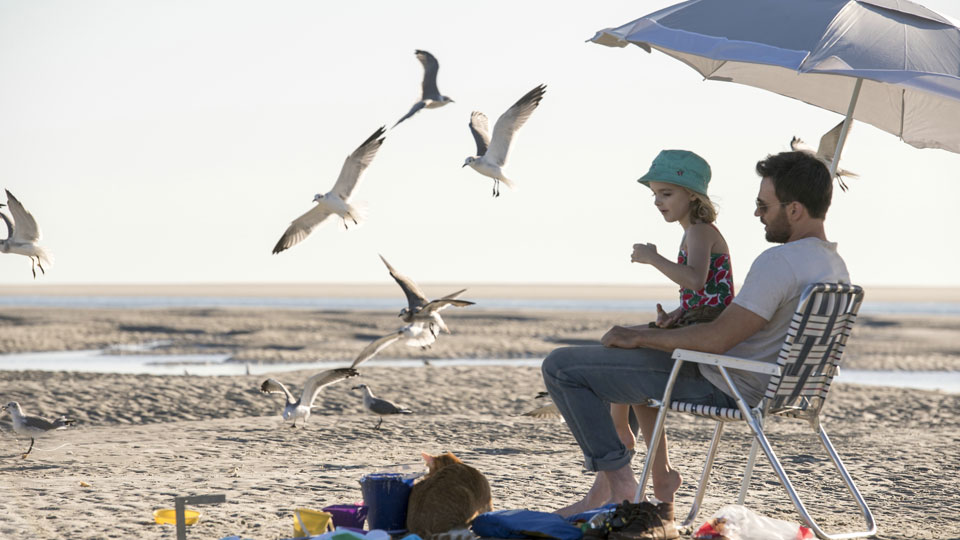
left=1, top=0, right=958, bottom=288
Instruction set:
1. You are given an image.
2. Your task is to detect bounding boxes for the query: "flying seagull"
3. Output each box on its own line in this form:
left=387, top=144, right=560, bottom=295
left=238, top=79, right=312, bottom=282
left=272, top=126, right=386, bottom=254
left=0, top=190, right=53, bottom=278
left=259, top=367, right=359, bottom=427
left=380, top=254, right=474, bottom=335
left=350, top=256, right=474, bottom=369
left=520, top=391, right=563, bottom=421
left=350, top=322, right=436, bottom=369
left=2, top=401, right=74, bottom=458
left=790, top=120, right=859, bottom=191
left=352, top=383, right=412, bottom=430
left=393, top=50, right=454, bottom=128
left=463, top=84, right=546, bottom=197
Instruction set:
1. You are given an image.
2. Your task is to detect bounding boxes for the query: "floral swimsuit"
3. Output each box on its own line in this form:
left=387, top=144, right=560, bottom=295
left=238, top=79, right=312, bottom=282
left=677, top=250, right=735, bottom=311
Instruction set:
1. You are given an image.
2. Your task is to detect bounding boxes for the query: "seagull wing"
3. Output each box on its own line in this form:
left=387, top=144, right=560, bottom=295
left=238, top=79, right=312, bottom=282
left=521, top=403, right=562, bottom=419
left=421, top=296, right=474, bottom=314
left=330, top=126, right=386, bottom=200
left=416, top=49, right=441, bottom=100
left=394, top=101, right=427, bottom=128
left=351, top=330, right=404, bottom=369
left=485, top=84, right=546, bottom=167
left=379, top=254, right=429, bottom=311
left=302, top=367, right=360, bottom=408
left=469, top=111, right=490, bottom=157
left=0, top=211, right=12, bottom=240
left=816, top=121, right=848, bottom=162
left=4, top=190, right=41, bottom=243
left=272, top=203, right=335, bottom=254
left=260, top=378, right=296, bottom=405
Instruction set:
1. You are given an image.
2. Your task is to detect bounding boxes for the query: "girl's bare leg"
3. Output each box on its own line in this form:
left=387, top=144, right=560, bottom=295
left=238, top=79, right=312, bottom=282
left=610, top=403, right=637, bottom=450
left=632, top=404, right=682, bottom=502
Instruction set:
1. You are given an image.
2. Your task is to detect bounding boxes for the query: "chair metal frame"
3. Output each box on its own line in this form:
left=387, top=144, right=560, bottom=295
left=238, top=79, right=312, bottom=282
left=633, top=283, right=876, bottom=540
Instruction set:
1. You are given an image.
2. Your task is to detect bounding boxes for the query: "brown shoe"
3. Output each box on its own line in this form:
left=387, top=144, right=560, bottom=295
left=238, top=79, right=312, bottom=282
left=607, top=500, right=679, bottom=540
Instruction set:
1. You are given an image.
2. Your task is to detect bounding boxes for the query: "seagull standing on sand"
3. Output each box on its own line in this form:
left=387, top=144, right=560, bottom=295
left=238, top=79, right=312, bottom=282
left=394, top=50, right=454, bottom=128
left=2, top=401, right=74, bottom=458
left=790, top=120, right=859, bottom=190
left=272, top=126, right=386, bottom=254
left=0, top=190, right=53, bottom=278
left=352, top=383, right=412, bottom=430
left=350, top=256, right=475, bottom=368
left=259, top=368, right=359, bottom=428
left=463, top=84, right=546, bottom=197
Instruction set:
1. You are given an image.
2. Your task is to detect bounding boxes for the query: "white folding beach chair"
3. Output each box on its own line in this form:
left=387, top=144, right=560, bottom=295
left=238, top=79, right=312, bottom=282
left=634, top=283, right=876, bottom=540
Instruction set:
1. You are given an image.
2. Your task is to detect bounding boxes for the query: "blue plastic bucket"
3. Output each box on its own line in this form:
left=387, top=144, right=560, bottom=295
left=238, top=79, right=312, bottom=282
left=359, top=473, right=413, bottom=532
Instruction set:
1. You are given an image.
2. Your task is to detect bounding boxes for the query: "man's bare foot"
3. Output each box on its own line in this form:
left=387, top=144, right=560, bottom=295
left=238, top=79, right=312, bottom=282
left=606, top=465, right=640, bottom=504
left=554, top=473, right=611, bottom=517
left=652, top=468, right=682, bottom=503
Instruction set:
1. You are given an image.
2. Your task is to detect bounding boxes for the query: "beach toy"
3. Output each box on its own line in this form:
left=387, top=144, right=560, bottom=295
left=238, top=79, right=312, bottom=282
left=153, top=508, right=201, bottom=526
left=293, top=508, right=334, bottom=537
left=323, top=503, right=369, bottom=529
left=359, top=473, right=413, bottom=532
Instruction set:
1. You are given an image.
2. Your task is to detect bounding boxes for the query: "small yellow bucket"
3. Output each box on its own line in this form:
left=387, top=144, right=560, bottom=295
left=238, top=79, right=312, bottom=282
left=293, top=508, right=334, bottom=537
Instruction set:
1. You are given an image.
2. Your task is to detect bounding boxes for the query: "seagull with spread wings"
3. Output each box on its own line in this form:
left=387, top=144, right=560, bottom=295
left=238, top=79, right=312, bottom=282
left=463, top=84, right=546, bottom=197
left=394, top=50, right=454, bottom=128
left=350, top=255, right=474, bottom=369
left=259, top=367, right=359, bottom=428
left=272, top=126, right=386, bottom=254
left=0, top=190, right=53, bottom=278
left=790, top=120, right=859, bottom=190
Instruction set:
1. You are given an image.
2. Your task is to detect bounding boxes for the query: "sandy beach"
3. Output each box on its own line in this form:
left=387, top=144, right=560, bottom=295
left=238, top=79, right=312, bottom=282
left=1, top=303, right=959, bottom=539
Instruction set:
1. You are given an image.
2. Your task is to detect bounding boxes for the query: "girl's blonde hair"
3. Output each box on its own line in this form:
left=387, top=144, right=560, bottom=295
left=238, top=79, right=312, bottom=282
left=688, top=190, right=717, bottom=224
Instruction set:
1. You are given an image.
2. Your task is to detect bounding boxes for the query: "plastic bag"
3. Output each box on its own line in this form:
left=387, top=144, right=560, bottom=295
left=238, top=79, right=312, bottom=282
left=693, top=505, right=812, bottom=540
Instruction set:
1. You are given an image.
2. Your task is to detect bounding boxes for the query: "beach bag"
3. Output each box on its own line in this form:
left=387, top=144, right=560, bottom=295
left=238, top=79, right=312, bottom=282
left=471, top=509, right=583, bottom=540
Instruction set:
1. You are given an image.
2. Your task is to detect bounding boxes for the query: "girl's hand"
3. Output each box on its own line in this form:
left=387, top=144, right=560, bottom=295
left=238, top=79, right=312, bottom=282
left=631, top=243, right=659, bottom=264
left=655, top=304, right=681, bottom=328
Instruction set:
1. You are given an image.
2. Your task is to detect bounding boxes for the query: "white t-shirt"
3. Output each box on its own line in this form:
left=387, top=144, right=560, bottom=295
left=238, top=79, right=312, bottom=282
left=699, top=237, right=850, bottom=406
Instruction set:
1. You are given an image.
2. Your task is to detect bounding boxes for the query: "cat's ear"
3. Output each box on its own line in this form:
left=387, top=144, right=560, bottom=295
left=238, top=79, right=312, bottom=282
left=421, top=451, right=434, bottom=465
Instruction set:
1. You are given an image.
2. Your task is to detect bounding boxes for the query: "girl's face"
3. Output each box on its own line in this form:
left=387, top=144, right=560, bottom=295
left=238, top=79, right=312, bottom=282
left=648, top=181, right=695, bottom=225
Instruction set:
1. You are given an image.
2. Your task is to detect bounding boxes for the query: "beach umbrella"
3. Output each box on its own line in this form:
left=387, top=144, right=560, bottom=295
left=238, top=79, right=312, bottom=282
left=590, top=0, right=960, bottom=178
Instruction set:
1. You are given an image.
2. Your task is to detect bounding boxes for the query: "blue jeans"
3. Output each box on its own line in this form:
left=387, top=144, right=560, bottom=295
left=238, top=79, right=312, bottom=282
left=541, top=345, right=736, bottom=472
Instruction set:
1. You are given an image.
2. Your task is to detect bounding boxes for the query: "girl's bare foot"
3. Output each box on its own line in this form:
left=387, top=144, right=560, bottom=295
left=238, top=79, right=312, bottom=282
left=652, top=468, right=682, bottom=503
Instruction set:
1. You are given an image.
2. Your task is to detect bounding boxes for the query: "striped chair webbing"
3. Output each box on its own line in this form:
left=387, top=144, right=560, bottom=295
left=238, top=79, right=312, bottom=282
left=669, top=401, right=743, bottom=421
left=764, top=283, right=864, bottom=417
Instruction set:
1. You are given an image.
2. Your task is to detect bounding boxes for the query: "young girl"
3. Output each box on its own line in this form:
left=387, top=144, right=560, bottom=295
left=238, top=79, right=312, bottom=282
left=612, top=149, right=735, bottom=454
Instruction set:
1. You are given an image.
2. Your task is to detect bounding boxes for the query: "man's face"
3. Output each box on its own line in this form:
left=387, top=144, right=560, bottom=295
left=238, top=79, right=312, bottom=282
left=755, top=177, right=791, bottom=243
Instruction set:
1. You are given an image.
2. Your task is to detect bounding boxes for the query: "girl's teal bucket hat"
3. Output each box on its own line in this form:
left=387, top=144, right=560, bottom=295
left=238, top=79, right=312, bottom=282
left=637, top=149, right=711, bottom=196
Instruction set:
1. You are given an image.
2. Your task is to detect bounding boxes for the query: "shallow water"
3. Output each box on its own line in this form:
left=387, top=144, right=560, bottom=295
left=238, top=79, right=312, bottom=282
left=1, top=295, right=959, bottom=315
left=0, top=348, right=957, bottom=393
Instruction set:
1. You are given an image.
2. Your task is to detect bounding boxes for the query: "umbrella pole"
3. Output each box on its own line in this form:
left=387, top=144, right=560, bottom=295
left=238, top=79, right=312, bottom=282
left=830, top=78, right=863, bottom=178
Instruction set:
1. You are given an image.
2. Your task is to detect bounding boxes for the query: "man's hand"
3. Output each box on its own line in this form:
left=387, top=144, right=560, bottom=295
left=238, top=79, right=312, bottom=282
left=631, top=243, right=659, bottom=264
left=601, top=325, right=646, bottom=349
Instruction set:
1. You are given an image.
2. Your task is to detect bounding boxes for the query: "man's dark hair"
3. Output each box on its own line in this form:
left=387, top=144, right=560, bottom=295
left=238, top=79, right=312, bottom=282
left=755, top=151, right=832, bottom=219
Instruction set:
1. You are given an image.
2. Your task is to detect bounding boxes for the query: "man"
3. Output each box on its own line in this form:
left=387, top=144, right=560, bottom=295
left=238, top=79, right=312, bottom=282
left=541, top=151, right=849, bottom=532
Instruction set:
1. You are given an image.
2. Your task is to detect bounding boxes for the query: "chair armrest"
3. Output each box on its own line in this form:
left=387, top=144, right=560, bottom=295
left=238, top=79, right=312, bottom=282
left=672, top=348, right=781, bottom=376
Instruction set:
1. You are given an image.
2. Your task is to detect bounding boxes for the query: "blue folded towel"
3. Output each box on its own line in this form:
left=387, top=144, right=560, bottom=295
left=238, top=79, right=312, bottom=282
left=471, top=509, right=583, bottom=540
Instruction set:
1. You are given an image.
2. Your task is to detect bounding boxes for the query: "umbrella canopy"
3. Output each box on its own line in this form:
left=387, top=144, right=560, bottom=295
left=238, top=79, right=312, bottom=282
left=590, top=0, right=960, bottom=156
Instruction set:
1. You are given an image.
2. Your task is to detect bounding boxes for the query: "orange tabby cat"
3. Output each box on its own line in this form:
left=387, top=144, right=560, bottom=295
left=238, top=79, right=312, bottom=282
left=405, top=451, right=493, bottom=537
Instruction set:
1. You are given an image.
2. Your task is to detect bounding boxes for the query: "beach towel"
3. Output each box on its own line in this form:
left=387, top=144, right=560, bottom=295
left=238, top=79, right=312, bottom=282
left=471, top=509, right=583, bottom=540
